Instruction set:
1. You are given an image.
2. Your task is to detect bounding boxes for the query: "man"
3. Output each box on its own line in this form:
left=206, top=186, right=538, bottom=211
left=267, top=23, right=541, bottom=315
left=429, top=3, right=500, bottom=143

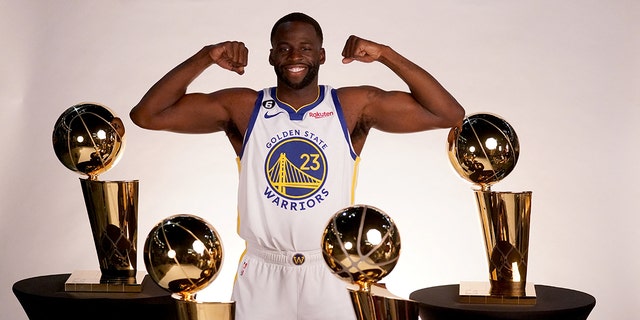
left=131, top=12, right=464, bottom=320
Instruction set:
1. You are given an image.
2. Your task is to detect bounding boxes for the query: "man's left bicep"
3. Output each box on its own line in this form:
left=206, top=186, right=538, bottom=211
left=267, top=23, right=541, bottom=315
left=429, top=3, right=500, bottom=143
left=369, top=91, right=439, bottom=133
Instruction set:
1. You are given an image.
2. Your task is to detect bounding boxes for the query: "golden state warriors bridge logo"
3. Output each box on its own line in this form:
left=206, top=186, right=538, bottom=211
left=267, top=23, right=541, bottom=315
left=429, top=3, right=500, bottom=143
left=264, top=136, right=328, bottom=211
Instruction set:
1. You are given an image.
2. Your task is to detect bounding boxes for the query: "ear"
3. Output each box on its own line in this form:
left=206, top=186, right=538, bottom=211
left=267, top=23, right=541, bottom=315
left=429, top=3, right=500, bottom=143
left=269, top=49, right=275, bottom=66
left=319, top=48, right=326, bottom=65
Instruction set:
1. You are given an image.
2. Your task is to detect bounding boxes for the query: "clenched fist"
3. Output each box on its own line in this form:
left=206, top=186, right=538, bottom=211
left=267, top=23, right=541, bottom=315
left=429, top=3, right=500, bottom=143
left=208, top=41, right=249, bottom=75
left=341, top=35, right=385, bottom=64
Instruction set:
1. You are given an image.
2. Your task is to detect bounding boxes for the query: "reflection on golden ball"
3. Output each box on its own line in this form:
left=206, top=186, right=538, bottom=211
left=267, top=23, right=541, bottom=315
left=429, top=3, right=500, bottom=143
left=321, top=205, right=400, bottom=290
left=143, top=214, right=223, bottom=300
left=447, top=113, right=519, bottom=188
left=52, top=103, right=125, bottom=179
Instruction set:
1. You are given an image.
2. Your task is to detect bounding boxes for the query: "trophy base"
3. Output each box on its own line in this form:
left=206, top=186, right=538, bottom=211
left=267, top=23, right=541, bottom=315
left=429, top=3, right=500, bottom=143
left=458, top=281, right=537, bottom=305
left=64, top=270, right=146, bottom=293
left=348, top=283, right=420, bottom=320
left=174, top=296, right=235, bottom=320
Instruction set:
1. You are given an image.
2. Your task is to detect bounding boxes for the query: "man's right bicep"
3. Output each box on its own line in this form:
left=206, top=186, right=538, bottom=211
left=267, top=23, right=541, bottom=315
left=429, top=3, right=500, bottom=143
left=160, top=93, right=231, bottom=134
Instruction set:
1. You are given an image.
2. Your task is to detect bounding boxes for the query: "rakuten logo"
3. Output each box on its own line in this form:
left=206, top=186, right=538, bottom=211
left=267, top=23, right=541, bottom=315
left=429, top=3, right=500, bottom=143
left=308, top=111, right=334, bottom=119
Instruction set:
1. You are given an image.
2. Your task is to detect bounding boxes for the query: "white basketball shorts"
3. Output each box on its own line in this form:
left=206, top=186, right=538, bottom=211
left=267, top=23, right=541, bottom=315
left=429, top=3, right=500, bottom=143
left=231, top=245, right=357, bottom=320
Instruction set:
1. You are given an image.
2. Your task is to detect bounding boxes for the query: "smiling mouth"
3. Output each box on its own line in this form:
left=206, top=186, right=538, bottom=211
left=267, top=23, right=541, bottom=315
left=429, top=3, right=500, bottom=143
left=275, top=62, right=318, bottom=89
left=286, top=65, right=307, bottom=73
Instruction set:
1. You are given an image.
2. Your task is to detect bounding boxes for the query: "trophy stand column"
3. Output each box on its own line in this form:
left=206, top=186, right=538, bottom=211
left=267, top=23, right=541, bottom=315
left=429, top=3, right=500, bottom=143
left=175, top=298, right=235, bottom=320
left=472, top=190, right=535, bottom=301
left=348, top=284, right=419, bottom=320
left=64, top=178, right=143, bottom=292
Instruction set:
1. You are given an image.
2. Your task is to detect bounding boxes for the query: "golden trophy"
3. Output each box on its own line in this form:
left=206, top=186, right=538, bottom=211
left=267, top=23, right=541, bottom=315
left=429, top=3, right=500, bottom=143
left=52, top=102, right=142, bottom=292
left=144, top=214, right=234, bottom=320
left=447, top=112, right=535, bottom=304
left=321, top=205, right=419, bottom=320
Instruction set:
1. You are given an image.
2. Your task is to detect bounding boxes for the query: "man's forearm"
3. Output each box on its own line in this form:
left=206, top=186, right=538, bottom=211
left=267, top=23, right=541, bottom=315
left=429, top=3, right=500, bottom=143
left=130, top=48, right=214, bottom=126
left=378, top=46, right=464, bottom=124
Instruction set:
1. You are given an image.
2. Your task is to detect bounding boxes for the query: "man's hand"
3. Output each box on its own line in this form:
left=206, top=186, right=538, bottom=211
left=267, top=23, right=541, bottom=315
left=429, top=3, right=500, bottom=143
left=341, top=35, right=385, bottom=64
left=208, top=41, right=248, bottom=75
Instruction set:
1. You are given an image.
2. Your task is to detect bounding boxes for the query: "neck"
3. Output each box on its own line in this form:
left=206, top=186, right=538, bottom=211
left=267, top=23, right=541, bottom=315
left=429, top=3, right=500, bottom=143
left=275, top=84, right=320, bottom=110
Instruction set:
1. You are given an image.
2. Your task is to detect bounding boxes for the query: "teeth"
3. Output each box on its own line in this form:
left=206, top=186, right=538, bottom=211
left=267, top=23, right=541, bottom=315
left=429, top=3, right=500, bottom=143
left=288, top=67, right=305, bottom=72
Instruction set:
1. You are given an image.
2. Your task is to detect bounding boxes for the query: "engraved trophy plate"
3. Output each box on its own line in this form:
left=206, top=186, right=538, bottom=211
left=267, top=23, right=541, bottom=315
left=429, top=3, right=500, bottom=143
left=459, top=281, right=536, bottom=305
left=65, top=270, right=146, bottom=293
left=53, top=103, right=142, bottom=292
left=322, top=205, right=419, bottom=320
left=447, top=113, right=536, bottom=304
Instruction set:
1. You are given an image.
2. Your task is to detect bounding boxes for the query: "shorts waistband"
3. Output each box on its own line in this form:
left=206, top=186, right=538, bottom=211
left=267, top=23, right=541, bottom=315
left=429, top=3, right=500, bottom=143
left=246, top=245, right=324, bottom=266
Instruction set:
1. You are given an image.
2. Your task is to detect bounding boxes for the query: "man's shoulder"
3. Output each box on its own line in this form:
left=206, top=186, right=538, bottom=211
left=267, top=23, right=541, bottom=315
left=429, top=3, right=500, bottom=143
left=215, top=87, right=260, bottom=98
left=212, top=87, right=260, bottom=107
left=335, top=85, right=380, bottom=108
left=335, top=85, right=381, bottom=95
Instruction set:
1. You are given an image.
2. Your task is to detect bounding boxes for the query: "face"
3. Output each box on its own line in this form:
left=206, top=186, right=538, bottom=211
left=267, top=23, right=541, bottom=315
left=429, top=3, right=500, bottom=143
left=270, top=21, right=325, bottom=90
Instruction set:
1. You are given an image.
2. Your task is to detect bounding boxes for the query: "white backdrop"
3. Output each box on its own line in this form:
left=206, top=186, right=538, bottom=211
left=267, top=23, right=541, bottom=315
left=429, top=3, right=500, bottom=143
left=1, top=1, right=638, bottom=319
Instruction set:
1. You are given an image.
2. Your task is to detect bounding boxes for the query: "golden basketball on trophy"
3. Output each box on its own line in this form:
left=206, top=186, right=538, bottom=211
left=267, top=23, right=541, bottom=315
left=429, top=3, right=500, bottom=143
left=447, top=112, right=519, bottom=190
left=447, top=113, right=535, bottom=303
left=52, top=102, right=125, bottom=179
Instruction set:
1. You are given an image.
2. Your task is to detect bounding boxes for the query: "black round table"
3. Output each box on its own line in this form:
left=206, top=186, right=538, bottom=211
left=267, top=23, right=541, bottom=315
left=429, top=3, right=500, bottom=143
left=13, top=273, right=178, bottom=320
left=410, top=284, right=595, bottom=320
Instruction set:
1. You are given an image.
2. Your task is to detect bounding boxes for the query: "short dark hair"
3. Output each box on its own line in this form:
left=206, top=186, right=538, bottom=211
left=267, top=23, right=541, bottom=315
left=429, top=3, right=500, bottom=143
left=270, top=12, right=323, bottom=45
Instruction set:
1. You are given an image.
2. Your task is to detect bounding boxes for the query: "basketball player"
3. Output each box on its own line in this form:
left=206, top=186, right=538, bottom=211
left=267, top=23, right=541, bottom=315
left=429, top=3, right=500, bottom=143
left=130, top=12, right=464, bottom=320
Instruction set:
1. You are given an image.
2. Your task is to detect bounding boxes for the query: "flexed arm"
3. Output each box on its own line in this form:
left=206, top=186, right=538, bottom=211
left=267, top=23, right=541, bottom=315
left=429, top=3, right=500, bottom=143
left=341, top=35, right=464, bottom=133
left=130, top=41, right=254, bottom=134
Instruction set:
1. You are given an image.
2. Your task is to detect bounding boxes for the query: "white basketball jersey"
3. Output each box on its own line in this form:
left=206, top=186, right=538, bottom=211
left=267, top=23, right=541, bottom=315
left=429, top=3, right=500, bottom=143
left=237, top=85, right=359, bottom=251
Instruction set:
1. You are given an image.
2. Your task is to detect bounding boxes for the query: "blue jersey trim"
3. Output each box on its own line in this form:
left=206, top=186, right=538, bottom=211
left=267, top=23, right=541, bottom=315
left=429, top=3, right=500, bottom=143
left=270, top=87, right=325, bottom=121
left=239, top=90, right=265, bottom=160
left=331, top=88, right=357, bottom=160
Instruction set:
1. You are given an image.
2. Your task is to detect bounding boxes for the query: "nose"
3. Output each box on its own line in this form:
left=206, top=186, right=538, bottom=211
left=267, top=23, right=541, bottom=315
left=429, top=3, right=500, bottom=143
left=288, top=48, right=304, bottom=61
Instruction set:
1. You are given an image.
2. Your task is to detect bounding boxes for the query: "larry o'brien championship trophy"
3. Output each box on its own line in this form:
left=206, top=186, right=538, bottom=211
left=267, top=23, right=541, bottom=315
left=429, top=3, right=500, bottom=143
left=321, top=205, right=419, bottom=320
left=52, top=102, right=141, bottom=291
left=144, top=214, right=234, bottom=320
left=447, top=113, right=535, bottom=304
